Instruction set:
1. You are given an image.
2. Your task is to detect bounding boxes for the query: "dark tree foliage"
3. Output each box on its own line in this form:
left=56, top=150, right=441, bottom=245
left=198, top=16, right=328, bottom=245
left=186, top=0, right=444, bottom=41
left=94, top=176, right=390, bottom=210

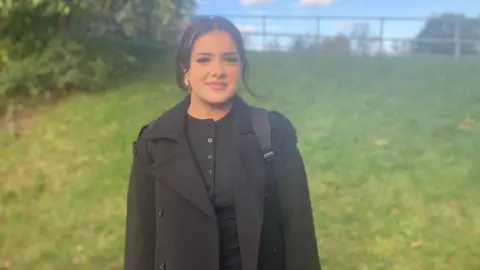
left=414, top=13, right=480, bottom=55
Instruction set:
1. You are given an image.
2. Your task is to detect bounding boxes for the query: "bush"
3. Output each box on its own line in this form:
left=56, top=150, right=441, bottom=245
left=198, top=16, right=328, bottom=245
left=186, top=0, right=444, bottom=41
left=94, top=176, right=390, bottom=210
left=0, top=37, right=165, bottom=112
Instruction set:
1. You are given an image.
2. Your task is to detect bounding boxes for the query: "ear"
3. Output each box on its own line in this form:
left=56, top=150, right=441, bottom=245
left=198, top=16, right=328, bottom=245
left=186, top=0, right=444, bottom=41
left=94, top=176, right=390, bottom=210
left=180, top=62, right=188, bottom=74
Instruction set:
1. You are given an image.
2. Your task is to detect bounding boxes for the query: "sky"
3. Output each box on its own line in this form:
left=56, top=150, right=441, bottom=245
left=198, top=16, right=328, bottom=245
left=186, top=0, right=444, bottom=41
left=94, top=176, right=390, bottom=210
left=194, top=0, right=479, bottom=51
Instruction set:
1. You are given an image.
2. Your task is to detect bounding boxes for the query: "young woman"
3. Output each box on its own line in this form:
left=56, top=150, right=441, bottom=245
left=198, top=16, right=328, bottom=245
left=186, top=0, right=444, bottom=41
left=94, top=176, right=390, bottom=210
left=123, top=16, right=321, bottom=270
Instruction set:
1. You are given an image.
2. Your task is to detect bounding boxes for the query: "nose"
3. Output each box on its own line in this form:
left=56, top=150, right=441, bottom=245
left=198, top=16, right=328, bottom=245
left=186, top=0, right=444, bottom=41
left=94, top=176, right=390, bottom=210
left=211, top=60, right=226, bottom=77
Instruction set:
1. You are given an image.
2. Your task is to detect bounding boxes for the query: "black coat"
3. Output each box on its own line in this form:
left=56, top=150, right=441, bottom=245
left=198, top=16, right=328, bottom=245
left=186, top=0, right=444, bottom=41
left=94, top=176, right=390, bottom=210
left=123, top=95, right=321, bottom=270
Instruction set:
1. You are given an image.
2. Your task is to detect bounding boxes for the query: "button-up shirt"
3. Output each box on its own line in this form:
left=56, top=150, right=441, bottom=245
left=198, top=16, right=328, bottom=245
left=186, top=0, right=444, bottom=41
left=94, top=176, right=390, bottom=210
left=186, top=109, right=241, bottom=270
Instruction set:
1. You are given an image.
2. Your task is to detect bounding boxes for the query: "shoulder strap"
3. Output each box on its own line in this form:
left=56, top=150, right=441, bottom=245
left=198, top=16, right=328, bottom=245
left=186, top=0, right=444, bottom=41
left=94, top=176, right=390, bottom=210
left=251, top=107, right=284, bottom=231
left=251, top=107, right=275, bottom=162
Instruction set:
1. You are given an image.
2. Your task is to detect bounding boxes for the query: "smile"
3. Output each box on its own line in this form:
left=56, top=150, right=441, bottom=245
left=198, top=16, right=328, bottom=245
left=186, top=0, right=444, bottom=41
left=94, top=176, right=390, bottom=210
left=205, top=82, right=228, bottom=90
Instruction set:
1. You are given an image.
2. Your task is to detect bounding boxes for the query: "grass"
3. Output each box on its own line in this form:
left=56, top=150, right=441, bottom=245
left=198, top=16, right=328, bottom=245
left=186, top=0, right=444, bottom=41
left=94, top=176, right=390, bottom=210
left=1, top=53, right=480, bottom=269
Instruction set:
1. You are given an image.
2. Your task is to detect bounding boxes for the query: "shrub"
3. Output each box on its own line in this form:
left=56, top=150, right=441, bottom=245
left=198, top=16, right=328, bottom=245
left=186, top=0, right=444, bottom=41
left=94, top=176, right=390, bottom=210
left=0, top=38, right=164, bottom=112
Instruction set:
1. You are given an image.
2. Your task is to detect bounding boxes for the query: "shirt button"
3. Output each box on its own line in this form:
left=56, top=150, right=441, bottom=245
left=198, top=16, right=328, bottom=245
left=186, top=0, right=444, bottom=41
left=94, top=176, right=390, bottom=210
left=208, top=169, right=213, bottom=174
left=208, top=154, right=213, bottom=159
left=208, top=138, right=213, bottom=143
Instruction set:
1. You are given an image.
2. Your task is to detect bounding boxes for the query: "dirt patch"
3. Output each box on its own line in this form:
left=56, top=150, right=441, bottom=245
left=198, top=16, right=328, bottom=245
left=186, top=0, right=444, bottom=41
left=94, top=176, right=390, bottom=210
left=0, top=92, right=70, bottom=132
left=0, top=107, right=41, bottom=131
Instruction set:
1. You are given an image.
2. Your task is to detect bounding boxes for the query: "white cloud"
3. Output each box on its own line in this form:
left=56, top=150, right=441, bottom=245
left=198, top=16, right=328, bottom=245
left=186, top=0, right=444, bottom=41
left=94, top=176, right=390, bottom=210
left=240, top=0, right=275, bottom=6
left=298, top=0, right=336, bottom=6
left=236, top=24, right=256, bottom=33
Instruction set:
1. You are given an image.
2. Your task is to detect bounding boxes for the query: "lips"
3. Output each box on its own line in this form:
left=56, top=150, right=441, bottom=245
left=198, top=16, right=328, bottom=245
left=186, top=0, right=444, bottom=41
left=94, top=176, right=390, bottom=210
left=205, top=82, right=228, bottom=90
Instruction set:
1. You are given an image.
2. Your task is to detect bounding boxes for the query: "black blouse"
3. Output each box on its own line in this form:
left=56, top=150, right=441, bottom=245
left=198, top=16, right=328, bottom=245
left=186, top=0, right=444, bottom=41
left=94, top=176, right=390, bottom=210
left=186, top=110, right=241, bottom=270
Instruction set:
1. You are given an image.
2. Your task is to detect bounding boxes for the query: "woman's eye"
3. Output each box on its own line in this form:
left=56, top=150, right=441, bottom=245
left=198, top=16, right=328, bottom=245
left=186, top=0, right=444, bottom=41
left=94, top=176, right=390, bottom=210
left=196, top=57, right=210, bottom=63
left=225, top=57, right=239, bottom=64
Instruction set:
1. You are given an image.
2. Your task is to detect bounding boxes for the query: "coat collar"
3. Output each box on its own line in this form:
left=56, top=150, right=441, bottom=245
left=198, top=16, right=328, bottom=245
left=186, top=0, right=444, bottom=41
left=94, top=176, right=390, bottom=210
left=145, top=94, right=253, bottom=141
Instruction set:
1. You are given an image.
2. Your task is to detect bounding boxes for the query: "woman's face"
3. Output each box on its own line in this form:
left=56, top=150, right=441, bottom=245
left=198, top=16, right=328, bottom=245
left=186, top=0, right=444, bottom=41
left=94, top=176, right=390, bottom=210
left=185, top=30, right=241, bottom=105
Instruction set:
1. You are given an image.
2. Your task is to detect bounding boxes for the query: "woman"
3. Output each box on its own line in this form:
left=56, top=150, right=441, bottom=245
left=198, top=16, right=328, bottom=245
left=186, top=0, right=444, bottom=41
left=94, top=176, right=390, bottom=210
left=123, top=16, right=321, bottom=270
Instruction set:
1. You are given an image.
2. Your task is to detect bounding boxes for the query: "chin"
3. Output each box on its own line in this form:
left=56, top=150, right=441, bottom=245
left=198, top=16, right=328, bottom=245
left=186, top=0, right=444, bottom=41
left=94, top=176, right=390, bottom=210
left=201, top=92, right=236, bottom=106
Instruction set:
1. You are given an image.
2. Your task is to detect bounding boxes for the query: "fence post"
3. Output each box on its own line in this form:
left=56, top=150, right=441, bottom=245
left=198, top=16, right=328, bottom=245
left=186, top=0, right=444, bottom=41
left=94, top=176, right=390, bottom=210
left=262, top=15, right=266, bottom=50
left=454, top=19, right=461, bottom=60
left=316, top=17, right=320, bottom=44
left=379, top=18, right=385, bottom=54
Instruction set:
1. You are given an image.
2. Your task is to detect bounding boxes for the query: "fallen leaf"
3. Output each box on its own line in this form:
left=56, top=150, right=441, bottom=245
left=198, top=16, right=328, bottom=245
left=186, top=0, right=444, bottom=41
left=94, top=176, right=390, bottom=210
left=457, top=122, right=469, bottom=130
left=375, top=139, right=389, bottom=146
left=449, top=257, right=455, bottom=264
left=411, top=241, right=422, bottom=248
left=448, top=201, right=457, bottom=206
left=464, top=117, right=474, bottom=124
left=0, top=216, right=6, bottom=228
left=3, top=260, right=12, bottom=268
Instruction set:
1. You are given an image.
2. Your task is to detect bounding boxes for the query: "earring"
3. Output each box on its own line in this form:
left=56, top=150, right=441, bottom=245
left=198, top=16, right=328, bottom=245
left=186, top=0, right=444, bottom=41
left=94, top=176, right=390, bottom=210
left=184, top=75, right=191, bottom=92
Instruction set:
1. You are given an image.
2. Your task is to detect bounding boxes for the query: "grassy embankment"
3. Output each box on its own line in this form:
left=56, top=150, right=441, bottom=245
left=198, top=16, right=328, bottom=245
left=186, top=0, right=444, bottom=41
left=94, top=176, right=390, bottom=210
left=1, top=53, right=480, bottom=269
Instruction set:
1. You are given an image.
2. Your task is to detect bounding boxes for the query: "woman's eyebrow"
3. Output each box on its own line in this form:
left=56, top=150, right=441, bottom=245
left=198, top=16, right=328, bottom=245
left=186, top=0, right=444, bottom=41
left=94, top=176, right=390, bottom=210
left=194, top=52, right=213, bottom=56
left=194, top=52, right=238, bottom=57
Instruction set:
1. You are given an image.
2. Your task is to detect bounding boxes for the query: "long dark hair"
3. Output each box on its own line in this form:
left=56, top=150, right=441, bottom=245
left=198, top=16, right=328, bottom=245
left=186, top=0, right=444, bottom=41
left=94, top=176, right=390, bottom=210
left=175, top=15, right=256, bottom=97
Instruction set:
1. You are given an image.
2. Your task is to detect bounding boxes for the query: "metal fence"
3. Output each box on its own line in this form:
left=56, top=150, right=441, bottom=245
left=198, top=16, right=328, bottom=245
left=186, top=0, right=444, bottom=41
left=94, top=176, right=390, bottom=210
left=217, top=14, right=479, bottom=60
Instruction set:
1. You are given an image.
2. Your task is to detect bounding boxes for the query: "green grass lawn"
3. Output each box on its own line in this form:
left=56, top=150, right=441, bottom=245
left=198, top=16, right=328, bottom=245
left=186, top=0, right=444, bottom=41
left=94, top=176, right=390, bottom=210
left=1, top=53, right=480, bottom=269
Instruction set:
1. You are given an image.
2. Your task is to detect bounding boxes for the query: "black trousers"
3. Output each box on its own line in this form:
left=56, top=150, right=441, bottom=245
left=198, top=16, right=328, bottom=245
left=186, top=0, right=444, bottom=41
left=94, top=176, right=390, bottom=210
left=217, top=206, right=242, bottom=270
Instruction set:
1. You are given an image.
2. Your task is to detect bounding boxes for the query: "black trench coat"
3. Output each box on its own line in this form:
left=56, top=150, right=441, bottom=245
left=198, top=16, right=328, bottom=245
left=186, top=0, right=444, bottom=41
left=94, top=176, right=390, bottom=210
left=123, top=95, right=321, bottom=270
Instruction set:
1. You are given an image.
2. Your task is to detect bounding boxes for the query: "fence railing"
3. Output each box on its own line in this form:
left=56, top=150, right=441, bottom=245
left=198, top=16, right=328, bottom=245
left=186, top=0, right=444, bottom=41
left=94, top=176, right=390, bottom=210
left=217, top=14, right=479, bottom=59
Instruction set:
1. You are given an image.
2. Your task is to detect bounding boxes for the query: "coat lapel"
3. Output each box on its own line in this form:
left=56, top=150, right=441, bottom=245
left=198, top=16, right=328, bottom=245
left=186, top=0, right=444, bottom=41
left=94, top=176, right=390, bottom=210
left=145, top=96, right=216, bottom=218
left=233, top=102, right=268, bottom=270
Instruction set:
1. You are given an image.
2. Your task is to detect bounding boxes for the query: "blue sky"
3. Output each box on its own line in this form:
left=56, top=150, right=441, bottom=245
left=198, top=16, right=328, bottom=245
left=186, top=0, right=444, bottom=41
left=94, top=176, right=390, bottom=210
left=195, top=0, right=479, bottom=51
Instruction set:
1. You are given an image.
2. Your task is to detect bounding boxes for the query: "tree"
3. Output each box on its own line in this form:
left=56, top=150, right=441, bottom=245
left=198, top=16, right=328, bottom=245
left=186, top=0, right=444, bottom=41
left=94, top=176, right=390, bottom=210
left=317, top=34, right=351, bottom=55
left=289, top=35, right=315, bottom=52
left=0, top=0, right=196, bottom=117
left=0, top=0, right=196, bottom=46
left=289, top=36, right=307, bottom=52
left=266, top=38, right=282, bottom=51
left=413, top=13, right=480, bottom=56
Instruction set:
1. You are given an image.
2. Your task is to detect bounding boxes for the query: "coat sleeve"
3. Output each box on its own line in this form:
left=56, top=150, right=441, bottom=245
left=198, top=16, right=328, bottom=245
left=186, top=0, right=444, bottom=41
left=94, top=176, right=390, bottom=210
left=123, top=128, right=156, bottom=270
left=271, top=112, right=322, bottom=270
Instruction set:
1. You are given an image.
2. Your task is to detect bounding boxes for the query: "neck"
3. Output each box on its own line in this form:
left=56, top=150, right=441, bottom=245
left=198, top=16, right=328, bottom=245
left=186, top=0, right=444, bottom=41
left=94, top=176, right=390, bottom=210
left=187, top=94, right=234, bottom=121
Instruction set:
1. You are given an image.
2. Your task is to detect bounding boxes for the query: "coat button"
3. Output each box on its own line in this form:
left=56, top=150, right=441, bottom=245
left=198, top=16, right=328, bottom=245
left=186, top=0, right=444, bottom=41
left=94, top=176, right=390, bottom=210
left=265, top=193, right=269, bottom=198
left=158, top=209, right=164, bottom=218
left=159, top=261, right=166, bottom=270
left=273, top=248, right=277, bottom=253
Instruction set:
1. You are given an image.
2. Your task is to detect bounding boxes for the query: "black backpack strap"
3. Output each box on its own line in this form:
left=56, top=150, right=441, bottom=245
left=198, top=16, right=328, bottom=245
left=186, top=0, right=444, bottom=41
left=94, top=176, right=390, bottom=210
left=251, top=107, right=276, bottom=162
left=251, top=107, right=284, bottom=229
